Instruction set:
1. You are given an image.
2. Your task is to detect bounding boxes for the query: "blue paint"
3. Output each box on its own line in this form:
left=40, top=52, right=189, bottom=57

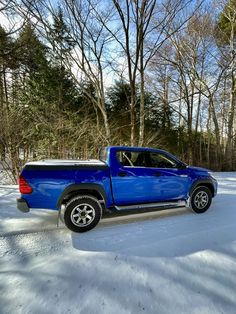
left=19, top=146, right=217, bottom=211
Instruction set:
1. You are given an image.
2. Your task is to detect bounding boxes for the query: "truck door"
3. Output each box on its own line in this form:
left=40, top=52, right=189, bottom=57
left=110, top=149, right=189, bottom=206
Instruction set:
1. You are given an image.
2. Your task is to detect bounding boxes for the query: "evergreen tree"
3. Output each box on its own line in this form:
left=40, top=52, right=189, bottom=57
left=16, top=23, right=48, bottom=75
left=107, top=80, right=132, bottom=116
left=217, top=0, right=236, bottom=45
left=49, top=7, right=75, bottom=66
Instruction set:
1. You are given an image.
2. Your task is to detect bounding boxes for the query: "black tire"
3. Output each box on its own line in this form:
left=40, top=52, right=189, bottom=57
left=190, top=186, right=212, bottom=214
left=64, top=195, right=102, bottom=233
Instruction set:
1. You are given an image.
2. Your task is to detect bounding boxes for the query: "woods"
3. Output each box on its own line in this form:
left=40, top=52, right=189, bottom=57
left=1, top=0, right=236, bottom=182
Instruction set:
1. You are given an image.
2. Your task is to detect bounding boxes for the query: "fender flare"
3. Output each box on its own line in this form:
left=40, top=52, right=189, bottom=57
left=57, top=183, right=107, bottom=208
left=189, top=179, right=215, bottom=197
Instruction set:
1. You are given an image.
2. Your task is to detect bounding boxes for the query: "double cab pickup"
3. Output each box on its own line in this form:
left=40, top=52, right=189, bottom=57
left=17, top=146, right=217, bottom=232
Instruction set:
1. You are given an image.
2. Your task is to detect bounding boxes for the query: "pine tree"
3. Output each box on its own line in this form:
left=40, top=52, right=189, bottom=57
left=49, top=7, right=75, bottom=67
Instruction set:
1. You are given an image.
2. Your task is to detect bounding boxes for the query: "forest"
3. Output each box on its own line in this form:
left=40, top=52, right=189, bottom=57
left=0, top=0, right=236, bottom=182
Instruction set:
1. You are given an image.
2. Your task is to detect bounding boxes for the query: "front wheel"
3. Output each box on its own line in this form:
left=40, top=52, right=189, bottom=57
left=190, top=186, right=212, bottom=214
left=64, top=195, right=102, bottom=233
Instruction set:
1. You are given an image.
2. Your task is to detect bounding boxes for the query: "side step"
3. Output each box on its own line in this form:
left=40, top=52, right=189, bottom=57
left=114, top=200, right=186, bottom=211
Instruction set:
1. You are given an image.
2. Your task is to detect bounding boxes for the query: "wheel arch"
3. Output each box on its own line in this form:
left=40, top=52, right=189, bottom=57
left=190, top=180, right=215, bottom=197
left=57, top=183, right=107, bottom=209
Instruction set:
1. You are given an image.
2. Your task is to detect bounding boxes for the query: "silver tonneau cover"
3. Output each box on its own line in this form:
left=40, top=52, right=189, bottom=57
left=25, top=159, right=106, bottom=166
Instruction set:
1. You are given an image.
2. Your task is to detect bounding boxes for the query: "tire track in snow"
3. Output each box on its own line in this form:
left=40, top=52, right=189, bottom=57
left=0, top=207, right=189, bottom=237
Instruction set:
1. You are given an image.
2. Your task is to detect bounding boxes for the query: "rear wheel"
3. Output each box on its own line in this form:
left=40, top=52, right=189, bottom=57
left=64, top=195, right=102, bottom=232
left=190, top=186, right=212, bottom=214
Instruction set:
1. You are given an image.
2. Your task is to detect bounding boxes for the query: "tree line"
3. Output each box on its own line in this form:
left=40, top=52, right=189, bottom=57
left=0, top=0, right=236, bottom=182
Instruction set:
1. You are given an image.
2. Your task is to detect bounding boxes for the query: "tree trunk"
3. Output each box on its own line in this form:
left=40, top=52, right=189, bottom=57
left=99, top=100, right=110, bottom=144
left=225, top=70, right=235, bottom=170
left=209, top=97, right=221, bottom=169
left=138, top=22, right=145, bottom=147
left=130, top=82, right=136, bottom=146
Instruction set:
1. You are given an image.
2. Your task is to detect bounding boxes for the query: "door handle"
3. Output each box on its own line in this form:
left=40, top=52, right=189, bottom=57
left=118, top=171, right=127, bottom=177
left=154, top=172, right=162, bottom=177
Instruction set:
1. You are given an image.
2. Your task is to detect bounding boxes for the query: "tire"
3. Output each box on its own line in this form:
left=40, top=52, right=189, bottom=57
left=64, top=195, right=102, bottom=233
left=190, top=186, right=212, bottom=214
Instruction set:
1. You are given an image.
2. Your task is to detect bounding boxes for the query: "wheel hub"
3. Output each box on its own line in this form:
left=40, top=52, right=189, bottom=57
left=70, top=203, right=95, bottom=227
left=194, top=191, right=209, bottom=209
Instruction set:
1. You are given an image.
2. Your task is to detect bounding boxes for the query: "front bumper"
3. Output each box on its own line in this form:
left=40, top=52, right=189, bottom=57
left=211, top=178, right=218, bottom=197
left=17, top=198, right=30, bottom=213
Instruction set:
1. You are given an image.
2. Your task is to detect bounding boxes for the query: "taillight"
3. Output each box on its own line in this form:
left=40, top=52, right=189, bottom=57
left=18, top=175, right=33, bottom=194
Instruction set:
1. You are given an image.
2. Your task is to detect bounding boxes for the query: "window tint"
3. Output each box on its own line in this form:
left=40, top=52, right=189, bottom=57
left=117, top=151, right=179, bottom=168
left=150, top=153, right=178, bottom=168
left=117, top=151, right=152, bottom=167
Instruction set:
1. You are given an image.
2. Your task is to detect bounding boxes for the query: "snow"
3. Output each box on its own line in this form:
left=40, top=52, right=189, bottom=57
left=0, top=169, right=13, bottom=185
left=0, top=172, right=236, bottom=314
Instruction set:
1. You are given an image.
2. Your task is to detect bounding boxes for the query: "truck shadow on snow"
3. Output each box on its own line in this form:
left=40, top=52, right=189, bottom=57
left=71, top=178, right=236, bottom=259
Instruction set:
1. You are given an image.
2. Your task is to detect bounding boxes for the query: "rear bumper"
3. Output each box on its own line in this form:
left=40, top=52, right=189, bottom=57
left=17, top=198, right=30, bottom=213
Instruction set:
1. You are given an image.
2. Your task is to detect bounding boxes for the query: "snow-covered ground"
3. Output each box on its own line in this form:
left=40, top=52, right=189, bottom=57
left=0, top=173, right=236, bottom=314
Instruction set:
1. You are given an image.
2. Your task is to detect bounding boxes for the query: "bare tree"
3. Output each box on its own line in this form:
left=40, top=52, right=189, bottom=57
left=147, top=9, right=226, bottom=167
left=216, top=0, right=236, bottom=169
left=95, top=0, right=203, bottom=145
left=13, top=0, right=112, bottom=142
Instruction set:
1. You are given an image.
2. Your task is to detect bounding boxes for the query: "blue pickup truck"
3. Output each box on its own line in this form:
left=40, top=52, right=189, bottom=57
left=17, top=146, right=217, bottom=232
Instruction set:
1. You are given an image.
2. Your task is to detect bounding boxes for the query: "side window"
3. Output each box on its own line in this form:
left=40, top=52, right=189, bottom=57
left=116, top=151, right=152, bottom=167
left=133, top=152, right=152, bottom=167
left=150, top=153, right=178, bottom=168
left=117, top=151, right=134, bottom=167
